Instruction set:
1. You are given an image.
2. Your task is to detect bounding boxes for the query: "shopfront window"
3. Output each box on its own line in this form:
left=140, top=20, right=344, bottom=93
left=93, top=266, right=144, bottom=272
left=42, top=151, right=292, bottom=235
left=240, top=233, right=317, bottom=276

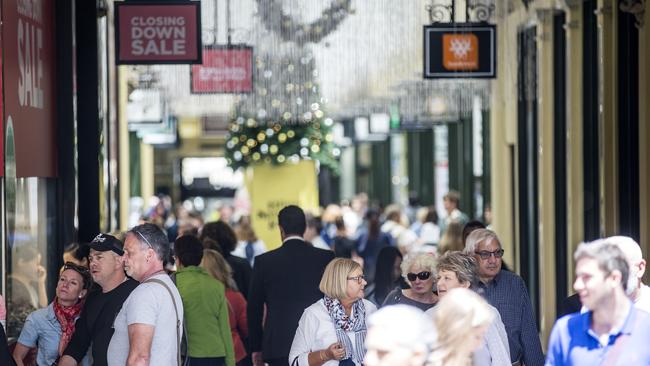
left=5, top=178, right=58, bottom=338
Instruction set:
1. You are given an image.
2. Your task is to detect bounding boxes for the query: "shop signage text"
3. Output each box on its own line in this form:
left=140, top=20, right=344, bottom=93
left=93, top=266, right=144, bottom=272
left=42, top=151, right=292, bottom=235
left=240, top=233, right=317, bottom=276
left=3, top=0, right=57, bottom=177
left=191, top=47, right=253, bottom=93
left=115, top=1, right=202, bottom=64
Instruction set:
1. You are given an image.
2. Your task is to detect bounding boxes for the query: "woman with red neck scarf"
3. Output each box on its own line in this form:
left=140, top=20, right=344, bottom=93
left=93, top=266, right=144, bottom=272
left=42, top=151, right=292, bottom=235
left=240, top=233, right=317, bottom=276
left=13, top=262, right=92, bottom=366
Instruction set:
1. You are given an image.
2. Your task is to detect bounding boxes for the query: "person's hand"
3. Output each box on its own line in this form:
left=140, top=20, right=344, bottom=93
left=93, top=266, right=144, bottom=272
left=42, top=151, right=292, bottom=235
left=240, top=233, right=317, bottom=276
left=252, top=351, right=264, bottom=366
left=326, top=342, right=346, bottom=361
left=36, top=265, right=47, bottom=283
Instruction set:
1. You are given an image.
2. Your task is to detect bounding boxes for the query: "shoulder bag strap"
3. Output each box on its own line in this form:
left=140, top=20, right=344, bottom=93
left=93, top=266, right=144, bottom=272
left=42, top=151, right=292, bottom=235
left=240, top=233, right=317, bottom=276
left=144, top=278, right=182, bottom=366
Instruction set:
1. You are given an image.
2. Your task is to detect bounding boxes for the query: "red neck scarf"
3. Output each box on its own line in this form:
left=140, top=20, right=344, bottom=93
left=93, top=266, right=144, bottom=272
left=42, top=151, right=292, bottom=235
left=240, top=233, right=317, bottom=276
left=53, top=297, right=85, bottom=356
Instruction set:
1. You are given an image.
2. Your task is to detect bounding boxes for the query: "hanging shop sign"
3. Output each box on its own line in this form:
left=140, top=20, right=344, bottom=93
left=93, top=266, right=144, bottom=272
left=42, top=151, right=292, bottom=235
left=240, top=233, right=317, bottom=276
left=115, top=1, right=202, bottom=64
left=191, top=46, right=254, bottom=93
left=3, top=0, right=57, bottom=177
left=423, top=23, right=496, bottom=79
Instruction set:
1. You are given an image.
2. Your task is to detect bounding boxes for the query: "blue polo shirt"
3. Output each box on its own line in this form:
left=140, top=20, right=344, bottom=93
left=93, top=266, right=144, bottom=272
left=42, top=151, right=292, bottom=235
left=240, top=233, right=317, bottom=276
left=545, top=303, right=650, bottom=365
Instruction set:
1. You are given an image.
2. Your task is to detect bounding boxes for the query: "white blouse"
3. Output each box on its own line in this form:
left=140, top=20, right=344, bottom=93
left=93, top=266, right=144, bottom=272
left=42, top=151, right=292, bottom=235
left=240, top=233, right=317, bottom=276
left=289, top=298, right=377, bottom=366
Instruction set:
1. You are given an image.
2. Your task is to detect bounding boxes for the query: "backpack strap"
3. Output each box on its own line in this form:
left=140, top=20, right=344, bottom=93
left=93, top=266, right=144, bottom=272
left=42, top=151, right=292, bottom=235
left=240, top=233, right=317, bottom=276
left=144, top=278, right=182, bottom=366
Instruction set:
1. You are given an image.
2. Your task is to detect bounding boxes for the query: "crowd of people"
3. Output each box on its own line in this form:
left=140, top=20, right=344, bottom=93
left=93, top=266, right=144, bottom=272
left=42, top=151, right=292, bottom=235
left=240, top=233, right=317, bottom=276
left=1, top=191, right=649, bottom=366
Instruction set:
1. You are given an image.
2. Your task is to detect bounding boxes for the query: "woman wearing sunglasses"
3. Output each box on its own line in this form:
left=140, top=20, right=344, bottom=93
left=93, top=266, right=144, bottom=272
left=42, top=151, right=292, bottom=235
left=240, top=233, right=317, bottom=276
left=381, top=253, right=437, bottom=311
left=429, top=251, right=510, bottom=366
left=13, top=262, right=92, bottom=366
left=289, top=258, right=377, bottom=366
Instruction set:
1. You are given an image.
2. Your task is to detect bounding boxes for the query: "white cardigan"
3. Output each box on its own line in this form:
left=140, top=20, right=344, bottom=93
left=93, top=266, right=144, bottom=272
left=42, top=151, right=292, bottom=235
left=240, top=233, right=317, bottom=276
left=289, top=298, right=377, bottom=366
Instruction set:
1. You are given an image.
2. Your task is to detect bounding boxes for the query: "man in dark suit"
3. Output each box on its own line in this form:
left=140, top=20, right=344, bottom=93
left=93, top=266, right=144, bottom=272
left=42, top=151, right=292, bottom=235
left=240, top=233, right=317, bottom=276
left=248, top=205, right=335, bottom=366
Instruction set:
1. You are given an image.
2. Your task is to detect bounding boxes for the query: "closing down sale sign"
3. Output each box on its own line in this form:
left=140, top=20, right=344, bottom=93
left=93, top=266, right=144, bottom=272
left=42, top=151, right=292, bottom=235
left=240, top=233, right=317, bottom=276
left=115, top=1, right=202, bottom=64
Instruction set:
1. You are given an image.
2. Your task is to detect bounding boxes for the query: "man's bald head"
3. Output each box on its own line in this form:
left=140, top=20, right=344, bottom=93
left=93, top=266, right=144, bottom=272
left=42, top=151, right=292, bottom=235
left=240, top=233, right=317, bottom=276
left=602, top=236, right=643, bottom=265
left=600, top=236, right=645, bottom=296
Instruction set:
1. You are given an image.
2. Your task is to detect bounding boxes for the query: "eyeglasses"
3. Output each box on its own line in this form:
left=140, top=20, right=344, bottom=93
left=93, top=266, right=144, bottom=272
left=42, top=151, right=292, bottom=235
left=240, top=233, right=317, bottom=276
left=133, top=229, right=154, bottom=249
left=407, top=271, right=431, bottom=282
left=347, top=274, right=366, bottom=284
left=474, top=249, right=505, bottom=260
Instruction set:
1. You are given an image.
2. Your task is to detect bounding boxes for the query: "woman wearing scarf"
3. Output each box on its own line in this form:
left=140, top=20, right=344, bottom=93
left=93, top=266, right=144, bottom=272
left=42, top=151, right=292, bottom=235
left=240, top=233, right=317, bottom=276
left=289, top=258, right=377, bottom=366
left=13, top=262, right=91, bottom=366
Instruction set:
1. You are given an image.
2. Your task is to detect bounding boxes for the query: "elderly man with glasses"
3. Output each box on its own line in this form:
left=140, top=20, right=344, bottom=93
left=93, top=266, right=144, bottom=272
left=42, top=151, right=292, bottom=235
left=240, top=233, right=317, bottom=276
left=464, top=229, right=544, bottom=366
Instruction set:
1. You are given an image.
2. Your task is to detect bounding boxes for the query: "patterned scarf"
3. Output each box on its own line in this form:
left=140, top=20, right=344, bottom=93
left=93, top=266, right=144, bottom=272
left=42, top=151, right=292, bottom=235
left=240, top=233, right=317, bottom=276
left=53, top=297, right=84, bottom=356
left=323, top=295, right=367, bottom=363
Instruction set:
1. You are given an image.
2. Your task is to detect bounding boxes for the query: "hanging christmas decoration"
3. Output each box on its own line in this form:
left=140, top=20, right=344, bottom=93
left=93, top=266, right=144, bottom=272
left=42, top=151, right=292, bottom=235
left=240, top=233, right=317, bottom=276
left=225, top=115, right=339, bottom=173
left=226, top=1, right=352, bottom=172
left=255, top=0, right=354, bottom=46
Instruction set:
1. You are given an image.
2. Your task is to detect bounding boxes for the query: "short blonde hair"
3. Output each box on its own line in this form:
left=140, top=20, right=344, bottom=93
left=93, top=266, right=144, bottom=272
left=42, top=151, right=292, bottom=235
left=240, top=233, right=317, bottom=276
left=401, top=253, right=437, bottom=286
left=319, top=258, right=362, bottom=300
left=431, top=288, right=494, bottom=366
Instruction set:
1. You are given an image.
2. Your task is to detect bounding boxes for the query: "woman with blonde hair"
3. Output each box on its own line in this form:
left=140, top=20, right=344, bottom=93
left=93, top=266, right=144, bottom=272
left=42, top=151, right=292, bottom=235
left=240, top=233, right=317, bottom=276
left=382, top=253, right=437, bottom=311
left=289, top=258, right=377, bottom=366
left=429, top=288, right=494, bottom=366
left=201, top=249, right=249, bottom=366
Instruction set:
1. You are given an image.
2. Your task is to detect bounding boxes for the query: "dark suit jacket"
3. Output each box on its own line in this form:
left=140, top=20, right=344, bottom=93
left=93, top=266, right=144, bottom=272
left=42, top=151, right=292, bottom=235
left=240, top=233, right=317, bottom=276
left=247, top=238, right=335, bottom=361
left=226, top=254, right=252, bottom=299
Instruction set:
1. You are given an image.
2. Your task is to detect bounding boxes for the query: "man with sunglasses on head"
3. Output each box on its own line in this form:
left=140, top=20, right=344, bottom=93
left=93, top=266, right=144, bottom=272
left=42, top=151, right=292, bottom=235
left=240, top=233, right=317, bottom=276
left=59, top=233, right=139, bottom=366
left=464, top=229, right=544, bottom=366
left=107, top=223, right=183, bottom=366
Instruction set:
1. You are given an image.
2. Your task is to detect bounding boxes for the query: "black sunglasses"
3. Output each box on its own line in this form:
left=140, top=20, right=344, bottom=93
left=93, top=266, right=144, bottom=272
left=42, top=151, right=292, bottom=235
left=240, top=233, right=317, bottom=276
left=407, top=271, right=431, bottom=282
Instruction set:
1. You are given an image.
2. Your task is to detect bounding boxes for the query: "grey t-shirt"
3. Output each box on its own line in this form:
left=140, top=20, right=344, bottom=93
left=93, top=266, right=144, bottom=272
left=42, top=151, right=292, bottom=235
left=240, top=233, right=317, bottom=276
left=107, top=273, right=183, bottom=366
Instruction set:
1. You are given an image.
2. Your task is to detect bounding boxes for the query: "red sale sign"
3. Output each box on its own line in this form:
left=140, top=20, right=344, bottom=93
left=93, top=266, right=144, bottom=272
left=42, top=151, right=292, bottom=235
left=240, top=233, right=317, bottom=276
left=191, top=47, right=253, bottom=93
left=3, top=0, right=57, bottom=177
left=115, top=1, right=202, bottom=64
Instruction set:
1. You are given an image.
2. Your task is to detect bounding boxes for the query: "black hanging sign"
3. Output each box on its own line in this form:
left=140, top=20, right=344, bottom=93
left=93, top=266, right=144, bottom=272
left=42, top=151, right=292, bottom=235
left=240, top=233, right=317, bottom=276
left=423, top=23, right=497, bottom=79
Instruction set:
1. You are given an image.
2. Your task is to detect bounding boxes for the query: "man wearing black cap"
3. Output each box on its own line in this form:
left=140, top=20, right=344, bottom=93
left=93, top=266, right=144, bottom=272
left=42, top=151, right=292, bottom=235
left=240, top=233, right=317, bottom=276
left=59, top=233, right=139, bottom=366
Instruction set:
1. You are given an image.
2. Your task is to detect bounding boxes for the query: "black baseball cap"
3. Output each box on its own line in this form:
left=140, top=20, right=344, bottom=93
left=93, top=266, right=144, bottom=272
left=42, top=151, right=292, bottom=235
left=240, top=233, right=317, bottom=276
left=88, top=233, right=124, bottom=256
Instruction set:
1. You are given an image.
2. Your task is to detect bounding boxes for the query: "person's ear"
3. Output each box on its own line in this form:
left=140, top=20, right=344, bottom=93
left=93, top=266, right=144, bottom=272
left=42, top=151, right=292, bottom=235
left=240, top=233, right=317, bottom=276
left=609, top=270, right=623, bottom=289
left=79, top=289, right=88, bottom=299
left=461, top=281, right=471, bottom=289
left=638, top=259, right=646, bottom=279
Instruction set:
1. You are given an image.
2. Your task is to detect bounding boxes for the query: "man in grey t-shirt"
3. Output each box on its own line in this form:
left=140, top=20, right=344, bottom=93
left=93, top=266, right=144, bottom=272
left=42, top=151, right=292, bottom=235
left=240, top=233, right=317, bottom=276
left=107, top=223, right=183, bottom=366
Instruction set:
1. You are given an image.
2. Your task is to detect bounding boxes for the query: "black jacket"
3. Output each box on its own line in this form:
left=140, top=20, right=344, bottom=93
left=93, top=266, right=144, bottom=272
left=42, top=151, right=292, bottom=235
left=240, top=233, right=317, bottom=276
left=247, top=238, right=335, bottom=361
left=0, top=323, right=15, bottom=366
left=226, top=254, right=253, bottom=299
